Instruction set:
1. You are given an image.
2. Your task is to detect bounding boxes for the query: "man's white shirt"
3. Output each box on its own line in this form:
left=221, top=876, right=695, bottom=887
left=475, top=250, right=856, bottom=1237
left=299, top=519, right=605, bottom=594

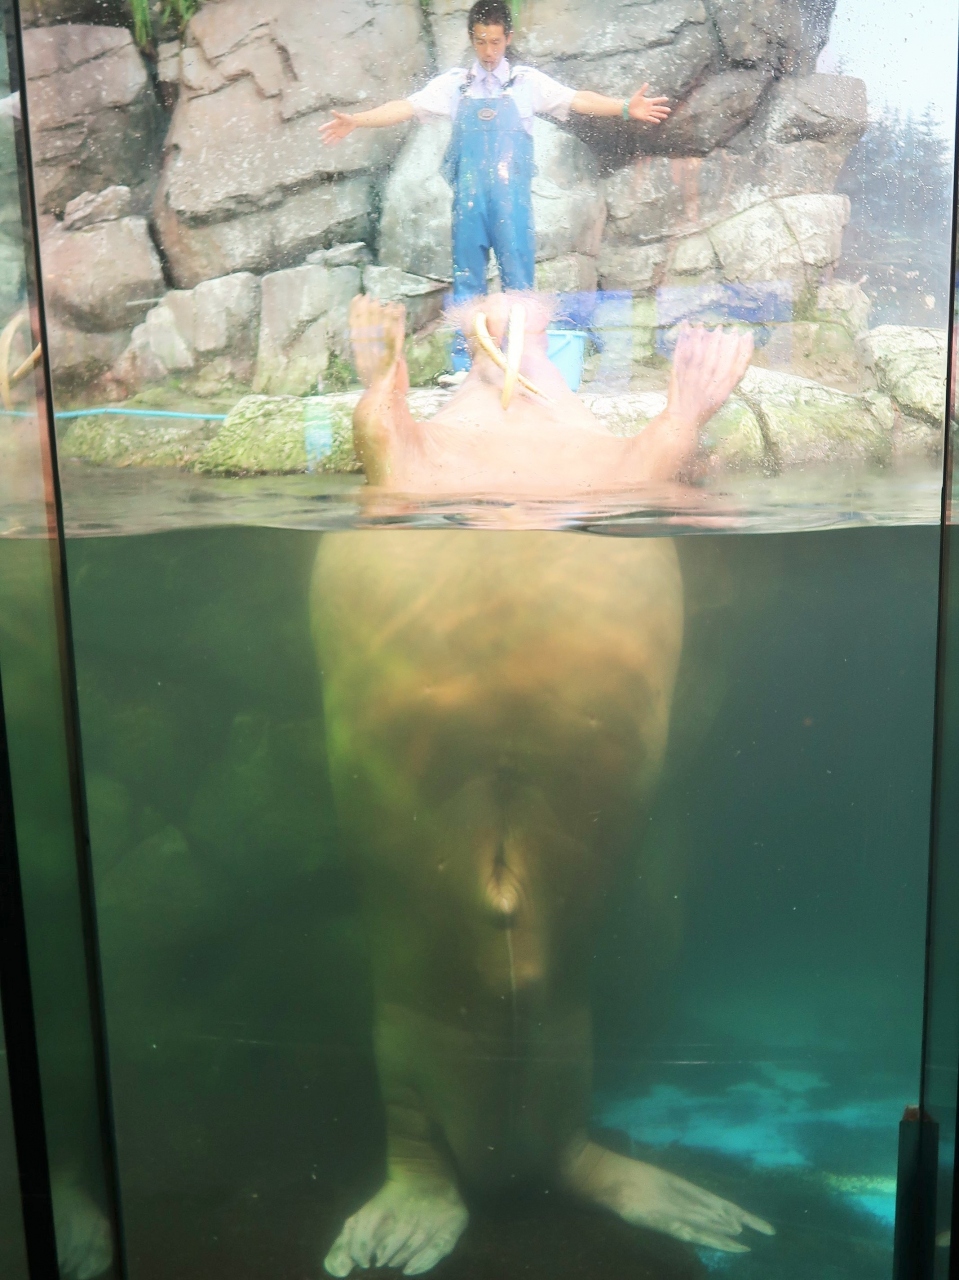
left=407, top=58, right=575, bottom=135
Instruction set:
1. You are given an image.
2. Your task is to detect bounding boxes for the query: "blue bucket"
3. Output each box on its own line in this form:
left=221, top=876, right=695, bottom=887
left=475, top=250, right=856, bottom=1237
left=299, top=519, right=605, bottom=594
left=546, top=329, right=587, bottom=391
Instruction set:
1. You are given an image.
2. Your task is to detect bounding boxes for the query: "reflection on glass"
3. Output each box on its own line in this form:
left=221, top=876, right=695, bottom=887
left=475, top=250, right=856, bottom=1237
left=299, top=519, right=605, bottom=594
left=18, top=0, right=959, bottom=1275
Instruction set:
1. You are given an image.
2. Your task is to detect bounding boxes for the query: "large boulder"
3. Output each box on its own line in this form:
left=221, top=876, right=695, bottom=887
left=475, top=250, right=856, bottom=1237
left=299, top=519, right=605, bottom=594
left=378, top=118, right=606, bottom=283
left=378, top=121, right=454, bottom=281
left=857, top=326, right=948, bottom=428
left=362, top=265, right=447, bottom=334
left=154, top=0, right=429, bottom=287
left=46, top=316, right=129, bottom=389
left=114, top=272, right=262, bottom=390
left=707, top=366, right=896, bottom=470
left=196, top=394, right=359, bottom=475
left=601, top=74, right=865, bottom=293
left=40, top=214, right=164, bottom=332
left=23, top=25, right=165, bottom=214
left=513, top=0, right=836, bottom=160
left=58, top=408, right=220, bottom=469
left=253, top=262, right=361, bottom=395
left=156, top=177, right=373, bottom=291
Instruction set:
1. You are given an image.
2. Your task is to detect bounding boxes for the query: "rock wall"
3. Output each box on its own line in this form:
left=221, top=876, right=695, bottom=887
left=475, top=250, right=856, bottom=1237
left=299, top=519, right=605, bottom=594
left=24, top=25, right=166, bottom=214
left=153, top=0, right=429, bottom=287
left=23, top=0, right=871, bottom=400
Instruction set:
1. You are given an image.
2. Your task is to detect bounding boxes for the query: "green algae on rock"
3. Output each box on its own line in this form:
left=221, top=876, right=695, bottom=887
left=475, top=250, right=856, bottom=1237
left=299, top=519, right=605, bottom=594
left=196, top=395, right=360, bottom=476
left=59, top=412, right=219, bottom=468
left=734, top=367, right=896, bottom=470
left=857, top=326, right=948, bottom=426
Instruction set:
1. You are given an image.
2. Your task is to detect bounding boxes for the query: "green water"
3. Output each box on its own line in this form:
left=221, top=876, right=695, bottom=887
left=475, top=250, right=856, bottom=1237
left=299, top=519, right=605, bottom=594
left=3, top=523, right=941, bottom=1280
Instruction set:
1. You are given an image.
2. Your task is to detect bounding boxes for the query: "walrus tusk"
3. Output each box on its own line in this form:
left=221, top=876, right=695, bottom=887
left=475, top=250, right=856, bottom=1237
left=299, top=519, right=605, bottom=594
left=501, top=305, right=525, bottom=409
left=474, top=312, right=551, bottom=403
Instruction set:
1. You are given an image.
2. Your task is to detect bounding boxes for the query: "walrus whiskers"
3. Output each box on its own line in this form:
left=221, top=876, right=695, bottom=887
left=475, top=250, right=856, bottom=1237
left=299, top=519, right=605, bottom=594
left=473, top=312, right=551, bottom=404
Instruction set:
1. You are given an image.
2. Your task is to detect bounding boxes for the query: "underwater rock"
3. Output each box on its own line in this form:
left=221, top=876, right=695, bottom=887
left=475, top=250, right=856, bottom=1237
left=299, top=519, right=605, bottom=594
left=253, top=263, right=360, bottom=395
left=97, top=824, right=214, bottom=950
left=153, top=0, right=428, bottom=286
left=857, top=325, right=948, bottom=427
left=186, top=713, right=334, bottom=881
left=23, top=25, right=165, bottom=215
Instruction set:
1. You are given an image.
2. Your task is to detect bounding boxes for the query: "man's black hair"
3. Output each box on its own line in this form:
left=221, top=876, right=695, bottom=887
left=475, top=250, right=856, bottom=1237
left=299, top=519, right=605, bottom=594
left=467, top=0, right=513, bottom=35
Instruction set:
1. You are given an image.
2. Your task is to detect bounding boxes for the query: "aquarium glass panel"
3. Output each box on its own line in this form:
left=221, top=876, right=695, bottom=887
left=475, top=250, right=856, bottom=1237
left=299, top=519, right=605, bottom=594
left=0, top=0, right=123, bottom=1274
left=18, top=0, right=959, bottom=1278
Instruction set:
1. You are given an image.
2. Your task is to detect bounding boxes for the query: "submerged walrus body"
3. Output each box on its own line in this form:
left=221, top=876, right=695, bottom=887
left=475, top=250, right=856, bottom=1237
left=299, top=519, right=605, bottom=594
left=312, top=298, right=770, bottom=1275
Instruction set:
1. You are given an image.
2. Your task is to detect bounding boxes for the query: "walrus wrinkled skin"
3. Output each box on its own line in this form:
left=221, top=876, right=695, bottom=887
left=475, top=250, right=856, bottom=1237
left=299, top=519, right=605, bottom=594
left=311, top=297, right=770, bottom=1276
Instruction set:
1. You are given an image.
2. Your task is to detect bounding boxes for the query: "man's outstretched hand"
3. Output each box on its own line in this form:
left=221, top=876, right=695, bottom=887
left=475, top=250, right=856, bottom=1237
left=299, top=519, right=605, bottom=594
left=319, top=111, right=357, bottom=145
left=629, top=84, right=671, bottom=124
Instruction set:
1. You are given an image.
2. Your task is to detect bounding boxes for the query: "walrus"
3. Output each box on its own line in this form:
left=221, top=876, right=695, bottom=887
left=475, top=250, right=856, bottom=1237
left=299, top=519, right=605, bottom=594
left=312, top=296, right=770, bottom=1275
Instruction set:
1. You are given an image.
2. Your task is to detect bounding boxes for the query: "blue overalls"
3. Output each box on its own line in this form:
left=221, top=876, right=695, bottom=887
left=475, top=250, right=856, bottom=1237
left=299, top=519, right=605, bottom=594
left=443, top=70, right=536, bottom=371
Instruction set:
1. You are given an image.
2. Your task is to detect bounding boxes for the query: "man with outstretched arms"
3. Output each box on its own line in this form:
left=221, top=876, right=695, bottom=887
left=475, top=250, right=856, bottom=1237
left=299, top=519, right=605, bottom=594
left=320, top=0, right=670, bottom=376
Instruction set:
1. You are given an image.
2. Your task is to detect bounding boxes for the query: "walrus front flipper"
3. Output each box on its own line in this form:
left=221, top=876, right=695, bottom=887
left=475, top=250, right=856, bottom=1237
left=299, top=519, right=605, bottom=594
left=349, top=295, right=424, bottom=487
left=561, top=1136, right=775, bottom=1252
left=324, top=1176, right=468, bottom=1277
left=323, top=1068, right=468, bottom=1276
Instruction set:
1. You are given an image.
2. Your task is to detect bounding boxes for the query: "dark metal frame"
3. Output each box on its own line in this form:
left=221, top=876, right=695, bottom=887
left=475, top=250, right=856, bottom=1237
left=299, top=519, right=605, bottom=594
left=0, top=669, right=59, bottom=1278
left=913, top=11, right=959, bottom=1280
